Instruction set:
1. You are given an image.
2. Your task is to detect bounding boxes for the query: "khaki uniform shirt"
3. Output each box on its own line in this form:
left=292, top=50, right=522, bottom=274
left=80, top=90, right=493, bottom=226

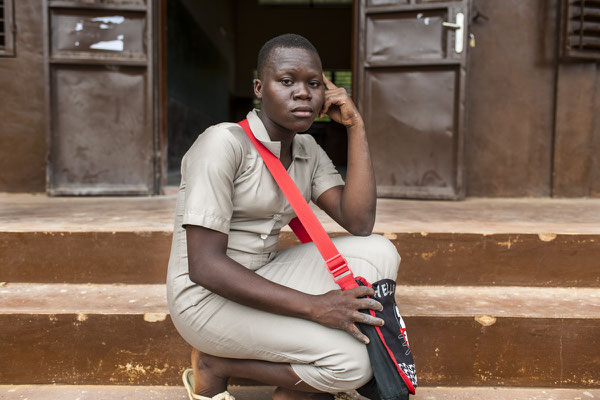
left=178, top=109, right=344, bottom=255
left=167, top=109, right=344, bottom=311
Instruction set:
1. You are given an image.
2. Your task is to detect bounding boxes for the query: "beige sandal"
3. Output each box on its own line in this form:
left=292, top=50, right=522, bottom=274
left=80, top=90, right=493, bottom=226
left=182, top=368, right=236, bottom=400
left=334, top=391, right=363, bottom=400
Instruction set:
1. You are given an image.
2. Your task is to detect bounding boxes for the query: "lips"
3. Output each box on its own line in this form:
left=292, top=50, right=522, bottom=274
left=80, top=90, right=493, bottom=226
left=291, top=106, right=314, bottom=118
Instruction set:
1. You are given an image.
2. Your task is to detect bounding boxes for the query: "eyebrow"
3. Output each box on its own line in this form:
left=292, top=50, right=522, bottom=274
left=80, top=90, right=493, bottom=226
left=272, top=65, right=322, bottom=76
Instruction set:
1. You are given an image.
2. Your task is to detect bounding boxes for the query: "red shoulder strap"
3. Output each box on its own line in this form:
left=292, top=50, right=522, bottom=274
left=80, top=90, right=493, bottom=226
left=238, top=119, right=358, bottom=291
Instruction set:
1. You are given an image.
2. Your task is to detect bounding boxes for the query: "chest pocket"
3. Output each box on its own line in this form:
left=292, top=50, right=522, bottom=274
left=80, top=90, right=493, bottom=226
left=233, top=155, right=311, bottom=219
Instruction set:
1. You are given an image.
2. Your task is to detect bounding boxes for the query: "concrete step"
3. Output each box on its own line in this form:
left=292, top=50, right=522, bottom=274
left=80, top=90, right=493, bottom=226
left=1, top=194, right=600, bottom=286
left=1, top=283, right=598, bottom=387
left=2, top=385, right=600, bottom=400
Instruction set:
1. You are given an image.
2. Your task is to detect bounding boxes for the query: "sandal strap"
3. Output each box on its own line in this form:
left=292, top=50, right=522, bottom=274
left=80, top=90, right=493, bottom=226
left=183, top=368, right=236, bottom=400
left=334, top=392, right=358, bottom=400
left=209, top=391, right=236, bottom=400
left=191, top=390, right=235, bottom=400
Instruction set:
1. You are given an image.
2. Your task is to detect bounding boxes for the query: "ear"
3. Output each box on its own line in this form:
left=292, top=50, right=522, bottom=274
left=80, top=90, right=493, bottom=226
left=253, top=78, right=263, bottom=99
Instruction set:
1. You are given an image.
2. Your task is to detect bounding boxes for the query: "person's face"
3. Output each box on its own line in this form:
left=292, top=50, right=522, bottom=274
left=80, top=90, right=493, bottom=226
left=254, top=47, right=324, bottom=134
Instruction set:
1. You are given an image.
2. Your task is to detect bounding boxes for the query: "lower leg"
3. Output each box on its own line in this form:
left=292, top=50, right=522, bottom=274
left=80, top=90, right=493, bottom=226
left=192, top=348, right=228, bottom=396
left=191, top=348, right=333, bottom=398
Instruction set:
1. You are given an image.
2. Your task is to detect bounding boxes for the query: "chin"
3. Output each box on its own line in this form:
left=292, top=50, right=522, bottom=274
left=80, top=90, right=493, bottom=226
left=290, top=118, right=315, bottom=133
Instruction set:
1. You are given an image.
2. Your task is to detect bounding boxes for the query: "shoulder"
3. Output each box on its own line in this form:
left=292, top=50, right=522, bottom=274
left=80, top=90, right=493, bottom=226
left=187, top=122, right=243, bottom=152
left=294, top=133, right=320, bottom=156
left=294, top=133, right=328, bottom=165
left=182, top=122, right=250, bottom=167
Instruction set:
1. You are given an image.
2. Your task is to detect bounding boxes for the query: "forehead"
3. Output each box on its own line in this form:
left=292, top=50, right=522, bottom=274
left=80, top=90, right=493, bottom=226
left=264, top=47, right=322, bottom=75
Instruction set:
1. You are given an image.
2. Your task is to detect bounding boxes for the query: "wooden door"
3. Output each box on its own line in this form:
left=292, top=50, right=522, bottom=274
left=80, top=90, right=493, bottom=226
left=355, top=0, right=470, bottom=199
left=44, top=0, right=160, bottom=195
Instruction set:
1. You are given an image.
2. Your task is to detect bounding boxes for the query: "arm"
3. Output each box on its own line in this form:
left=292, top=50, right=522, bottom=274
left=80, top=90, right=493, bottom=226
left=315, top=74, right=376, bottom=236
left=186, top=224, right=384, bottom=344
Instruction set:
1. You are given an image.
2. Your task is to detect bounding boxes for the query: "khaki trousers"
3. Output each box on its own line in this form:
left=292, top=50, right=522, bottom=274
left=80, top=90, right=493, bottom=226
left=169, top=234, right=401, bottom=393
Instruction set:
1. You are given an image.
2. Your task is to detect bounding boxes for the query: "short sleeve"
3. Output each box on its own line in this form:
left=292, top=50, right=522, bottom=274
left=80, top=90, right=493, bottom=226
left=181, top=125, right=241, bottom=234
left=311, top=143, right=345, bottom=203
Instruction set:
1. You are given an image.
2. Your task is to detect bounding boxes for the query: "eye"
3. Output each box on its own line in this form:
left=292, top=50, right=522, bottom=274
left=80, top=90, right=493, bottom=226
left=280, top=78, right=293, bottom=86
left=309, top=80, right=321, bottom=88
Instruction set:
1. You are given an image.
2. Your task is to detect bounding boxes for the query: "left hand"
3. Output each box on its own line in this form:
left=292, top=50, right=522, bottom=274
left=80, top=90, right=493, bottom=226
left=320, top=73, right=364, bottom=128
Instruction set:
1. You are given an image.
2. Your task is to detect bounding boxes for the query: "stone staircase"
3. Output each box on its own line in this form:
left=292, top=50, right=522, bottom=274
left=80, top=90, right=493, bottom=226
left=1, top=194, right=599, bottom=398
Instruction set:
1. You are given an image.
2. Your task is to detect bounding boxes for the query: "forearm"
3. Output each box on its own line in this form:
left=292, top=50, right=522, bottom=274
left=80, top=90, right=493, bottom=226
left=340, top=120, right=377, bottom=234
left=190, top=251, right=316, bottom=320
left=190, top=250, right=384, bottom=345
left=185, top=219, right=384, bottom=344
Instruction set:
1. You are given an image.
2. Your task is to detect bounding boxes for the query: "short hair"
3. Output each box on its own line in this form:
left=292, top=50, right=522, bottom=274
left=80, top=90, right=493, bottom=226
left=257, top=33, right=320, bottom=79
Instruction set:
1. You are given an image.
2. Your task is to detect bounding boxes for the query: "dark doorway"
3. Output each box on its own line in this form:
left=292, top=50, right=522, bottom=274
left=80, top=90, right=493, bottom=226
left=166, top=0, right=354, bottom=186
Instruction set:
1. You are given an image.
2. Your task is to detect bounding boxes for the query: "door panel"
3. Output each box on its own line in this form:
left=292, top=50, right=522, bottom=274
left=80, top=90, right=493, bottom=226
left=366, top=10, right=448, bottom=61
left=51, top=10, right=147, bottom=60
left=368, top=0, right=409, bottom=6
left=356, top=0, right=469, bottom=199
left=50, top=66, right=152, bottom=194
left=45, top=0, right=157, bottom=195
left=365, top=67, right=457, bottom=197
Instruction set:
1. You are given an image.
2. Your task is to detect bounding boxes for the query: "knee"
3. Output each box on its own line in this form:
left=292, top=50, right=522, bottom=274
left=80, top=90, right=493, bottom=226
left=327, top=351, right=373, bottom=391
left=336, top=234, right=401, bottom=283
left=364, top=234, right=401, bottom=281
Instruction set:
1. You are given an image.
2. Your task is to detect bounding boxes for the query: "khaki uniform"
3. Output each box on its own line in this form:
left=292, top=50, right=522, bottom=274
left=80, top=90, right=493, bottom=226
left=167, top=110, right=400, bottom=392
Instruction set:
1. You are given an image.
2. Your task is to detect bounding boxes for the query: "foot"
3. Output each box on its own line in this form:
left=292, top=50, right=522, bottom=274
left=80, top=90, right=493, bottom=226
left=191, top=348, right=229, bottom=397
left=273, top=387, right=333, bottom=400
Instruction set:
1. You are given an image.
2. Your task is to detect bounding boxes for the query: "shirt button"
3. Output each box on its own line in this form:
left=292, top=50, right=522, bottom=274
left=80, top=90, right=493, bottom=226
left=260, top=234, right=268, bottom=240
left=273, top=214, right=282, bottom=221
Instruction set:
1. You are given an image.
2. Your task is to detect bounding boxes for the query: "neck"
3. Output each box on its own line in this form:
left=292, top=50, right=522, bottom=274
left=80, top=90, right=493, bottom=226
left=257, top=110, right=295, bottom=152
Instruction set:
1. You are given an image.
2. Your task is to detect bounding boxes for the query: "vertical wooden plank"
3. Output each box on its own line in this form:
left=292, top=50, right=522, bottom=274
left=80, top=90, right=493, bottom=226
left=552, top=63, right=597, bottom=197
left=157, top=0, right=168, bottom=193
left=43, top=0, right=52, bottom=194
left=0, top=0, right=47, bottom=192
left=590, top=68, right=600, bottom=197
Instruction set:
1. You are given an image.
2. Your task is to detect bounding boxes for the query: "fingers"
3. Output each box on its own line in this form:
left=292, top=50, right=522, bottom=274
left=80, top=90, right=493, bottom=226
left=319, top=88, right=347, bottom=117
left=346, top=313, right=384, bottom=344
left=355, top=310, right=384, bottom=326
left=357, top=297, right=384, bottom=312
left=349, top=285, right=376, bottom=298
left=322, top=73, right=337, bottom=90
left=348, top=324, right=370, bottom=344
left=314, top=288, right=385, bottom=344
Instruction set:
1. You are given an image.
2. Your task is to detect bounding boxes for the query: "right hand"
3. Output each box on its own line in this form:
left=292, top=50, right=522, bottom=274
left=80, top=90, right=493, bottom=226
left=310, top=286, right=384, bottom=344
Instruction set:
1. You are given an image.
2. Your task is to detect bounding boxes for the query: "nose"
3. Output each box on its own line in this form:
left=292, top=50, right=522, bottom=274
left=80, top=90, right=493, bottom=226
left=293, top=83, right=311, bottom=100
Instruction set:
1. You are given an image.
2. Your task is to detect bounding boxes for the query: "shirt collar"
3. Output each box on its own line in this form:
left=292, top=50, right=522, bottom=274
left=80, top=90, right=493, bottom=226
left=246, top=109, right=310, bottom=160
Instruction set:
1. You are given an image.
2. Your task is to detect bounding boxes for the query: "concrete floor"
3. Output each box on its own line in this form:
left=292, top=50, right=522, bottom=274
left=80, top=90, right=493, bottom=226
left=2, top=385, right=600, bottom=400
left=2, top=193, right=600, bottom=234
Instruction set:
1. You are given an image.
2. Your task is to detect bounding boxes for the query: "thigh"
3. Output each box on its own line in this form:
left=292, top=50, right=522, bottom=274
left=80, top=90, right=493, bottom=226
left=257, top=234, right=401, bottom=295
left=171, top=236, right=398, bottom=363
left=172, top=292, right=369, bottom=368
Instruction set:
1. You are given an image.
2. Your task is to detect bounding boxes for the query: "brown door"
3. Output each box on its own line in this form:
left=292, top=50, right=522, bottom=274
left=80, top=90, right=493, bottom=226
left=355, top=0, right=470, bottom=199
left=45, top=0, right=159, bottom=195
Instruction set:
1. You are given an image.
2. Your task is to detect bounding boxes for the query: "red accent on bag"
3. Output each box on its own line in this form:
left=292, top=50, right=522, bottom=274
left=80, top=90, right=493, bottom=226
left=288, top=217, right=311, bottom=244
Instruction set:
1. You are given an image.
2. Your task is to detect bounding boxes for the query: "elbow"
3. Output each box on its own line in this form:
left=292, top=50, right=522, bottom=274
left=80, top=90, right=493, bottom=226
left=188, top=260, right=209, bottom=286
left=188, top=268, right=203, bottom=285
left=347, top=219, right=375, bottom=237
left=350, top=227, right=374, bottom=237
left=352, top=230, right=372, bottom=237
left=340, top=204, right=376, bottom=236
